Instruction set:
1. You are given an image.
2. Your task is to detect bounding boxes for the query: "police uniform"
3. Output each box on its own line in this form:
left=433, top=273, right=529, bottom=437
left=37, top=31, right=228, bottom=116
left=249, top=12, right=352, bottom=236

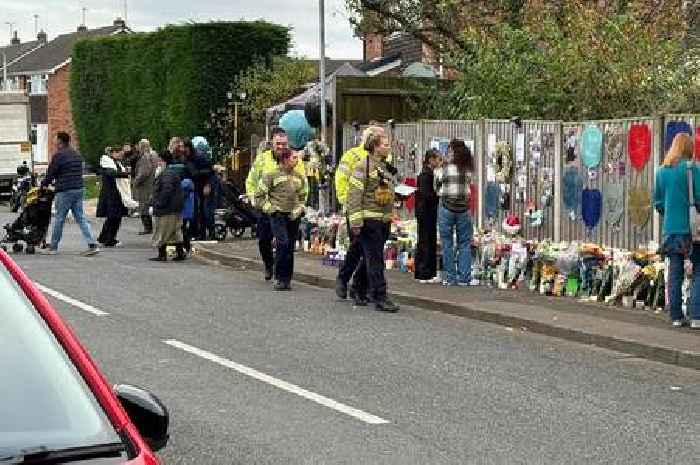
left=245, top=150, right=307, bottom=279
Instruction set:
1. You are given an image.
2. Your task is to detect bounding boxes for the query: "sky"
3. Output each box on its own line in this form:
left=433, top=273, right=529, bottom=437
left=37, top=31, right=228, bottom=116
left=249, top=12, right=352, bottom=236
left=0, top=0, right=363, bottom=59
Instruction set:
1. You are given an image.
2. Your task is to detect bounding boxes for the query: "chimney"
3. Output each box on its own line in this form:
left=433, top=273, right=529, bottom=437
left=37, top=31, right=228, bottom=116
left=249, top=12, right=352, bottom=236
left=10, top=31, right=20, bottom=45
left=37, top=30, right=47, bottom=43
left=363, top=33, right=384, bottom=62
left=77, top=25, right=88, bottom=33
left=113, top=17, right=126, bottom=29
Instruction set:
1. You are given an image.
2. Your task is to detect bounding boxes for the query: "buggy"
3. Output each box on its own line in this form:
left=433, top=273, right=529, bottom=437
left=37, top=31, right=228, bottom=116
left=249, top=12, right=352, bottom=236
left=1, top=187, right=54, bottom=254
left=212, top=181, right=258, bottom=241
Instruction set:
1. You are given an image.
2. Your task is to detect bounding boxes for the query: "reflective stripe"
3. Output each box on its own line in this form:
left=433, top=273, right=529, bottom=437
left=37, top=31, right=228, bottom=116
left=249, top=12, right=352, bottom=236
left=349, top=211, right=364, bottom=222
left=348, top=178, right=364, bottom=189
left=272, top=175, right=289, bottom=186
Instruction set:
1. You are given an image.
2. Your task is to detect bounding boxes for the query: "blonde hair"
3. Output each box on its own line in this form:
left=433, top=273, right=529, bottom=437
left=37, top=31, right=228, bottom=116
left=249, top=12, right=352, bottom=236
left=663, top=132, right=694, bottom=166
left=168, top=137, right=182, bottom=154
left=361, top=125, right=384, bottom=146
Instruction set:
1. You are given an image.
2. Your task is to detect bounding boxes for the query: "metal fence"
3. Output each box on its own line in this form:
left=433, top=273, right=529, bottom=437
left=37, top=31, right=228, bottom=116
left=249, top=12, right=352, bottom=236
left=340, top=115, right=700, bottom=249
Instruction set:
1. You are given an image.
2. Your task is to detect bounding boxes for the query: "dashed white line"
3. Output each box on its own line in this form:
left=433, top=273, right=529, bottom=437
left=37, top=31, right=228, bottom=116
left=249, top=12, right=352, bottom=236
left=35, top=283, right=109, bottom=316
left=163, top=339, right=390, bottom=425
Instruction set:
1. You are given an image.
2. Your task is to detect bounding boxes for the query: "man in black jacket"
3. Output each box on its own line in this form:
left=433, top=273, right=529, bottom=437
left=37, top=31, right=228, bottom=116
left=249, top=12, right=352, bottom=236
left=41, top=132, right=99, bottom=256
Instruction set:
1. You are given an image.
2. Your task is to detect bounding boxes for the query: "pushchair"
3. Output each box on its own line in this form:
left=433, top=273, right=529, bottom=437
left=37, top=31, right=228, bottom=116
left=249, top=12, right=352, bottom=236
left=213, top=181, right=258, bottom=241
left=1, top=187, right=54, bottom=254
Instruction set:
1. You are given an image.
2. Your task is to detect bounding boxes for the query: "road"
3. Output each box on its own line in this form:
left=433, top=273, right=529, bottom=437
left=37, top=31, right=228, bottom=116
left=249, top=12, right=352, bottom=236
left=2, top=205, right=700, bottom=465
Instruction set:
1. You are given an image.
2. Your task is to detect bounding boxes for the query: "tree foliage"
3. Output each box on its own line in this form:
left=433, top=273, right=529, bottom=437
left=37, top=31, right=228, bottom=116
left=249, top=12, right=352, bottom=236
left=71, top=21, right=289, bottom=165
left=388, top=1, right=700, bottom=120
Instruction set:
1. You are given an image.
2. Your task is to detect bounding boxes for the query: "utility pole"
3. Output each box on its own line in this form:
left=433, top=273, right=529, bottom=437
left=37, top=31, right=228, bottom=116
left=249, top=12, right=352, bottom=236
left=5, top=22, right=15, bottom=44
left=319, top=0, right=326, bottom=145
left=2, top=52, right=7, bottom=91
left=33, top=15, right=39, bottom=36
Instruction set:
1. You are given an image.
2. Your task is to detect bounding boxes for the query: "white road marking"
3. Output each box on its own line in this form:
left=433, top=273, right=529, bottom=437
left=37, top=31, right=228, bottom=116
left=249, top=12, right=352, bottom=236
left=164, top=339, right=390, bottom=425
left=35, top=283, right=109, bottom=316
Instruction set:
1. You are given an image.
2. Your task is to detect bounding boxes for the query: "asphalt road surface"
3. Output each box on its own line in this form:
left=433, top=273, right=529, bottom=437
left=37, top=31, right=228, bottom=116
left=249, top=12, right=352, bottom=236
left=2, top=205, right=700, bottom=465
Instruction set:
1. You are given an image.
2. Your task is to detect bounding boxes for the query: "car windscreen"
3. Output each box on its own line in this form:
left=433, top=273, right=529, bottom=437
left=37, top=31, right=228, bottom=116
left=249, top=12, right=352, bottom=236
left=0, top=266, right=122, bottom=451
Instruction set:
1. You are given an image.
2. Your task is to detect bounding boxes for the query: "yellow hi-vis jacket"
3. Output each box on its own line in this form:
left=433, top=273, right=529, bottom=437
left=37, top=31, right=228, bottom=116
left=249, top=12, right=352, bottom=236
left=335, top=145, right=368, bottom=207
left=245, top=150, right=307, bottom=206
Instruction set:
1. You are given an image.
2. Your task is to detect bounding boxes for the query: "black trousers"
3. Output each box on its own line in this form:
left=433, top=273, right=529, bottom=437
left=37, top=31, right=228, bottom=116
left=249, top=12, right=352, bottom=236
left=337, top=215, right=368, bottom=296
left=257, top=212, right=274, bottom=271
left=141, top=214, right=153, bottom=233
left=270, top=214, right=300, bottom=283
left=182, top=219, right=193, bottom=252
left=98, top=216, right=122, bottom=246
left=414, top=213, right=438, bottom=280
left=358, top=219, right=390, bottom=303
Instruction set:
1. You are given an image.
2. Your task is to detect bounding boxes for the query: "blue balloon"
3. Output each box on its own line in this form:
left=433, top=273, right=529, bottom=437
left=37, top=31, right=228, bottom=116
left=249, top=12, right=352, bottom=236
left=279, top=110, right=315, bottom=150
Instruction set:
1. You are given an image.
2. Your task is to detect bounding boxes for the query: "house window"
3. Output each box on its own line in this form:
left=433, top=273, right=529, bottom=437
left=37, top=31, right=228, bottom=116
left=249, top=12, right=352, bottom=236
left=28, top=74, right=48, bottom=95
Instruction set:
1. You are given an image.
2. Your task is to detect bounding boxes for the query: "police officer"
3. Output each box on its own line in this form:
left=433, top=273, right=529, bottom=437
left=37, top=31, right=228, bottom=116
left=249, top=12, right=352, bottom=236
left=256, top=149, right=307, bottom=291
left=334, top=126, right=384, bottom=306
left=245, top=127, right=307, bottom=281
left=347, top=130, right=400, bottom=313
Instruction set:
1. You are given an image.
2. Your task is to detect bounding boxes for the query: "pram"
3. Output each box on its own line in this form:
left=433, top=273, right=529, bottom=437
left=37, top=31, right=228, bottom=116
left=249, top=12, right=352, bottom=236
left=213, top=182, right=258, bottom=240
left=1, top=187, right=54, bottom=254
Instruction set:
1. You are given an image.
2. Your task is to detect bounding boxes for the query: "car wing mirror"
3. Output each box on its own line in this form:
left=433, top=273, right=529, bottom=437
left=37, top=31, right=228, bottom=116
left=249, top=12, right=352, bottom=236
left=114, top=384, right=169, bottom=452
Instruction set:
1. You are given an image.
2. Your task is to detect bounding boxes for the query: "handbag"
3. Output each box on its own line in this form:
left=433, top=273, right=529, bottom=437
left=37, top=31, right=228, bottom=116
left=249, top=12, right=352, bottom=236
left=686, top=161, right=700, bottom=242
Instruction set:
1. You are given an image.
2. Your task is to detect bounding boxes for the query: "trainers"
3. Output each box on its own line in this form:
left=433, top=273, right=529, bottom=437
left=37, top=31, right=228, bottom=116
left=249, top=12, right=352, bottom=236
left=672, top=320, right=686, bottom=328
left=374, top=299, right=400, bottom=313
left=81, top=245, right=99, bottom=257
left=264, top=268, right=273, bottom=281
left=335, top=278, right=348, bottom=300
left=43, top=249, right=58, bottom=256
left=273, top=281, right=291, bottom=291
left=690, top=320, right=700, bottom=330
left=418, top=276, right=441, bottom=284
left=442, top=281, right=456, bottom=286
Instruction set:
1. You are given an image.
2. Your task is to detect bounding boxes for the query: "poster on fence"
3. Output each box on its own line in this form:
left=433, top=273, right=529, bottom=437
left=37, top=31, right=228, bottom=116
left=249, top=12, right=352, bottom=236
left=430, top=137, right=474, bottom=160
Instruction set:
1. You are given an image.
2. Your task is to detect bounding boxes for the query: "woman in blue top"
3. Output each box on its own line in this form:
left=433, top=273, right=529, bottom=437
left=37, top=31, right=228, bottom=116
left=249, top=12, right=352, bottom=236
left=654, top=133, right=700, bottom=329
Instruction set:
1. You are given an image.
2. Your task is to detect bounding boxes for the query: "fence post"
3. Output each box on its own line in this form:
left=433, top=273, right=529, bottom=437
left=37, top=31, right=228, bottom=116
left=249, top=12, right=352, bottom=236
left=553, top=121, right=563, bottom=243
left=652, top=116, right=663, bottom=245
left=476, top=118, right=486, bottom=231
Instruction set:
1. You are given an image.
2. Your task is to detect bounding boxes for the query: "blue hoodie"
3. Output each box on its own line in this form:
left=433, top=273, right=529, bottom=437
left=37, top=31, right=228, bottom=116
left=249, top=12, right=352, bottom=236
left=181, top=178, right=195, bottom=220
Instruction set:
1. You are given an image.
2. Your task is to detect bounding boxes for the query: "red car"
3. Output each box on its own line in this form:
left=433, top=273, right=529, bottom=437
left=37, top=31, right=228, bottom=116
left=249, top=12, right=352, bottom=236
left=0, top=249, right=169, bottom=464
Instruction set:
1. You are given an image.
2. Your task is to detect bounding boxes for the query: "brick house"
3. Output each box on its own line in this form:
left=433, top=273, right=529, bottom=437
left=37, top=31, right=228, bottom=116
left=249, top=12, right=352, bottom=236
left=0, top=19, right=130, bottom=165
left=359, top=32, right=448, bottom=78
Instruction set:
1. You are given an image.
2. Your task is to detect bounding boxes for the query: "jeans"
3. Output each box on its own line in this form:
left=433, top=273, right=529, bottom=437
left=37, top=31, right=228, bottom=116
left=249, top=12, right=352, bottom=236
left=270, top=214, right=300, bottom=283
left=51, top=188, right=97, bottom=251
left=359, top=220, right=390, bottom=303
left=438, top=205, right=473, bottom=284
left=665, top=234, right=700, bottom=321
left=257, top=212, right=274, bottom=271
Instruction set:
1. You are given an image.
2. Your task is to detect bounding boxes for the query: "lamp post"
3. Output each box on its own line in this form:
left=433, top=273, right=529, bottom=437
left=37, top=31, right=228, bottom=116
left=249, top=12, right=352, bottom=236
left=228, top=91, right=246, bottom=149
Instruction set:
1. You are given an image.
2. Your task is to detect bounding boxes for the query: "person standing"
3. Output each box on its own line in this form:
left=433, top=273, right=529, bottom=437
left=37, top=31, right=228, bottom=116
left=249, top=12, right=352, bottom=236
left=654, top=132, right=700, bottom=329
left=133, top=139, right=157, bottom=235
left=347, top=131, right=399, bottom=313
left=246, top=127, right=308, bottom=281
left=434, top=139, right=475, bottom=286
left=256, top=149, right=307, bottom=290
left=150, top=150, right=186, bottom=262
left=97, top=147, right=132, bottom=247
left=334, top=126, right=383, bottom=306
left=183, top=137, right=214, bottom=240
left=415, top=149, right=442, bottom=283
left=41, top=132, right=99, bottom=256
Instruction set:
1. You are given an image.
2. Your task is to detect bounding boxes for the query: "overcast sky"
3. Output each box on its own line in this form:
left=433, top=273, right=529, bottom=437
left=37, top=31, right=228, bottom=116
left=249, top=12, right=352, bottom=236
left=0, top=0, right=362, bottom=59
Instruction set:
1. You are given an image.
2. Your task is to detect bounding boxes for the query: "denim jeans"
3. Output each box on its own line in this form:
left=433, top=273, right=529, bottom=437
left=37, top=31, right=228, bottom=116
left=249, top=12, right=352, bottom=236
left=663, top=234, right=699, bottom=321
left=51, top=188, right=97, bottom=251
left=438, top=205, right=473, bottom=284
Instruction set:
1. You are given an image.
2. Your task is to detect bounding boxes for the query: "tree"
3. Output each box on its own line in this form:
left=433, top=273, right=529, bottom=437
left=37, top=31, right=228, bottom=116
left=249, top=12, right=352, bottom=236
left=411, top=0, right=700, bottom=120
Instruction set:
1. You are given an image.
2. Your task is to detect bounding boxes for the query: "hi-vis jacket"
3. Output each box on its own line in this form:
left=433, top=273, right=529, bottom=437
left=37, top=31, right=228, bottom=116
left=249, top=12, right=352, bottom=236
left=347, top=154, right=395, bottom=228
left=335, top=145, right=369, bottom=207
left=245, top=150, right=307, bottom=206
left=256, top=167, right=307, bottom=220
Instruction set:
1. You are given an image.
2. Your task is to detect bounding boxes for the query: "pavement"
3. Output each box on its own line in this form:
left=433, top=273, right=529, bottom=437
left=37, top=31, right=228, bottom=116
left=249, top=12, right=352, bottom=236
left=3, top=203, right=700, bottom=464
left=195, top=239, right=700, bottom=371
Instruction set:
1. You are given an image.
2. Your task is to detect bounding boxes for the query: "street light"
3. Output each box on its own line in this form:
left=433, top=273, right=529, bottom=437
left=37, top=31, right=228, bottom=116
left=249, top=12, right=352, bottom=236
left=233, top=92, right=246, bottom=149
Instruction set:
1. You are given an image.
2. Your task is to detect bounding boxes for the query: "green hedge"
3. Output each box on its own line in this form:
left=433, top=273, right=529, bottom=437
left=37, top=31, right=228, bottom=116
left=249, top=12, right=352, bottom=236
left=71, top=21, right=289, bottom=165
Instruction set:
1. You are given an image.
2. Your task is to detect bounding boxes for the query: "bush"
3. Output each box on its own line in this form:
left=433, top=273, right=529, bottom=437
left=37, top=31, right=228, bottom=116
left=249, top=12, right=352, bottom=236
left=71, top=21, right=289, bottom=165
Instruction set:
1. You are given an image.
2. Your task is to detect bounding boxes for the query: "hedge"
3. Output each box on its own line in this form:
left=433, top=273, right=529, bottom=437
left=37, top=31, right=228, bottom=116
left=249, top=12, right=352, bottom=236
left=71, top=21, right=289, bottom=165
